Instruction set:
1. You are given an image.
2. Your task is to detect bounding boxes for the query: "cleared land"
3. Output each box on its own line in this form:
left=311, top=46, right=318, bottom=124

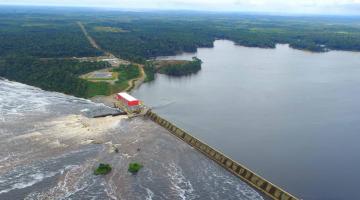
left=81, top=71, right=117, bottom=81
left=77, top=21, right=146, bottom=97
left=93, top=26, right=128, bottom=33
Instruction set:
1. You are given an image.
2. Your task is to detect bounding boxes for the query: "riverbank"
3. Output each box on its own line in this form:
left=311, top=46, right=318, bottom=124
left=89, top=65, right=145, bottom=107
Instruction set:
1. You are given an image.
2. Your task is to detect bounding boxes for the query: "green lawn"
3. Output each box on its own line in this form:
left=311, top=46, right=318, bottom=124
left=84, top=64, right=140, bottom=98
left=85, top=81, right=129, bottom=98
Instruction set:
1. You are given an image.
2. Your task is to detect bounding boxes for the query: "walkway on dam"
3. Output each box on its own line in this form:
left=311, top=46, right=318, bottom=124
left=145, top=110, right=299, bottom=200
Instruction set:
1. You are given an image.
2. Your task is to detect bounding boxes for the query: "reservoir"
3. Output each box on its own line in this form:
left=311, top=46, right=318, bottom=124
left=132, top=40, right=360, bottom=200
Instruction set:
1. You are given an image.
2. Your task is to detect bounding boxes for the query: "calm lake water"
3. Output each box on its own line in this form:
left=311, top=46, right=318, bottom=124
left=133, top=40, right=360, bottom=200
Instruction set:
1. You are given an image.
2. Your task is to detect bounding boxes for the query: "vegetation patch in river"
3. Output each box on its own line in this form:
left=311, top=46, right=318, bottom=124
left=94, top=163, right=112, bottom=175
left=128, top=162, right=143, bottom=174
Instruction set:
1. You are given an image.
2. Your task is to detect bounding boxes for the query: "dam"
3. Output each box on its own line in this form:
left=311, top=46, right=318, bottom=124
left=0, top=79, right=266, bottom=199
left=145, top=109, right=298, bottom=200
left=112, top=92, right=298, bottom=200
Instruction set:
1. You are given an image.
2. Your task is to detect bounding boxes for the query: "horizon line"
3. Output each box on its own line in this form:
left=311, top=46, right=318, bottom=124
left=1, top=3, right=360, bottom=17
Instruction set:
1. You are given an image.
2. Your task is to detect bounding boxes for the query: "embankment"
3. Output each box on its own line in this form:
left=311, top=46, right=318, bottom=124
left=145, top=110, right=299, bottom=200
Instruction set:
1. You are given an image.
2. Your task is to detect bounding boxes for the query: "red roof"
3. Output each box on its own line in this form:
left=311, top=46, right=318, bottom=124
left=116, top=92, right=140, bottom=106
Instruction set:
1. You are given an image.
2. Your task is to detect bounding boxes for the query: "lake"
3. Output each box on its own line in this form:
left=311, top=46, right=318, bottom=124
left=133, top=40, right=360, bottom=200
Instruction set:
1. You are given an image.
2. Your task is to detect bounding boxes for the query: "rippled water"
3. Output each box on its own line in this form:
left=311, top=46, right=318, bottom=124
left=0, top=80, right=118, bottom=199
left=0, top=79, right=264, bottom=200
left=133, top=40, right=360, bottom=200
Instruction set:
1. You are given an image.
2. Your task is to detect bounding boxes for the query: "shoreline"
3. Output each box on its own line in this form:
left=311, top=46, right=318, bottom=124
left=89, top=63, right=146, bottom=107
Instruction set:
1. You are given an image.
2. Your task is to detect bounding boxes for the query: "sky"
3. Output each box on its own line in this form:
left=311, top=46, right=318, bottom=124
left=1, top=0, right=360, bottom=15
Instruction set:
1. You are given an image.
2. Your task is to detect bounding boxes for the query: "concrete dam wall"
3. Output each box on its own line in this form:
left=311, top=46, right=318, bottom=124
left=145, top=110, right=299, bottom=200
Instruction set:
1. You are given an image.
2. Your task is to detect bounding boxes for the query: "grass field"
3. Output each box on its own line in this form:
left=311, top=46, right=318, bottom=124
left=85, top=81, right=129, bottom=98
left=84, top=64, right=140, bottom=98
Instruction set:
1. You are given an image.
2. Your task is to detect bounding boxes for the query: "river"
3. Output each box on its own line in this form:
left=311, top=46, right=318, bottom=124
left=0, top=79, right=264, bottom=200
left=132, top=40, right=360, bottom=200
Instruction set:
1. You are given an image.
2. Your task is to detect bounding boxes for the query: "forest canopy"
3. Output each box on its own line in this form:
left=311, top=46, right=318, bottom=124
left=0, top=57, right=110, bottom=98
left=157, top=57, right=202, bottom=76
left=1, top=7, right=360, bottom=97
left=2, top=8, right=360, bottom=62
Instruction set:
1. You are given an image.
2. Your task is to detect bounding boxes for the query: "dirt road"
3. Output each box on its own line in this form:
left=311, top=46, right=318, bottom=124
left=78, top=21, right=146, bottom=95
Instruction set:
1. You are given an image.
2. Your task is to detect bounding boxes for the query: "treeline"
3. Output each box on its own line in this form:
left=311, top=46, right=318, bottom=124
left=158, top=57, right=202, bottom=76
left=143, top=62, right=156, bottom=82
left=142, top=57, right=202, bottom=80
left=89, top=21, right=215, bottom=63
left=2, top=10, right=360, bottom=62
left=1, top=8, right=360, bottom=99
left=0, top=57, right=110, bottom=97
left=86, top=14, right=360, bottom=62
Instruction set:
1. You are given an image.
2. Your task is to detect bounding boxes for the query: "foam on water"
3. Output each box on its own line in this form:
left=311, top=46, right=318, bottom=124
left=0, top=155, right=11, bottom=163
left=0, top=81, right=46, bottom=121
left=0, top=171, right=59, bottom=195
left=0, top=147, right=99, bottom=198
left=145, top=188, right=155, bottom=200
left=198, top=161, right=265, bottom=200
left=0, top=79, right=116, bottom=122
left=166, top=162, right=197, bottom=200
left=0, top=80, right=65, bottom=120
left=0, top=79, right=266, bottom=199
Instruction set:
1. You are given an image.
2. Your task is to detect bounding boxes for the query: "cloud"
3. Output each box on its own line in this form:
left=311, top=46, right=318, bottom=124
left=1, top=0, right=360, bottom=15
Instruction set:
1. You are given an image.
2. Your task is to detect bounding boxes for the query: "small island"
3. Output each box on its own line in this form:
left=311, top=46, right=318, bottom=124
left=157, top=57, right=202, bottom=76
left=153, top=57, right=202, bottom=77
left=142, top=57, right=202, bottom=82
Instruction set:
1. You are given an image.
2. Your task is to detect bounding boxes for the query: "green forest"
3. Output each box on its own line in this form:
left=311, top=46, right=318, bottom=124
left=2, top=8, right=360, bottom=62
left=0, top=13, right=102, bottom=58
left=1, top=6, right=360, bottom=97
left=113, top=64, right=140, bottom=84
left=0, top=57, right=109, bottom=97
left=86, top=13, right=360, bottom=62
left=157, top=57, right=202, bottom=76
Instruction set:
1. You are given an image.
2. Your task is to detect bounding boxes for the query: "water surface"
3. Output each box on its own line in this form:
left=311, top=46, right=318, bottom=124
left=133, top=40, right=360, bottom=200
left=0, top=79, right=264, bottom=200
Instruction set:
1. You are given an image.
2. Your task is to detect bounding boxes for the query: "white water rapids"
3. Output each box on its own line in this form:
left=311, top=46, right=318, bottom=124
left=0, top=79, right=264, bottom=200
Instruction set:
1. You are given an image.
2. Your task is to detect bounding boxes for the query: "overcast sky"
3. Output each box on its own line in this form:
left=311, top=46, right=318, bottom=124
left=1, top=0, right=360, bottom=15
